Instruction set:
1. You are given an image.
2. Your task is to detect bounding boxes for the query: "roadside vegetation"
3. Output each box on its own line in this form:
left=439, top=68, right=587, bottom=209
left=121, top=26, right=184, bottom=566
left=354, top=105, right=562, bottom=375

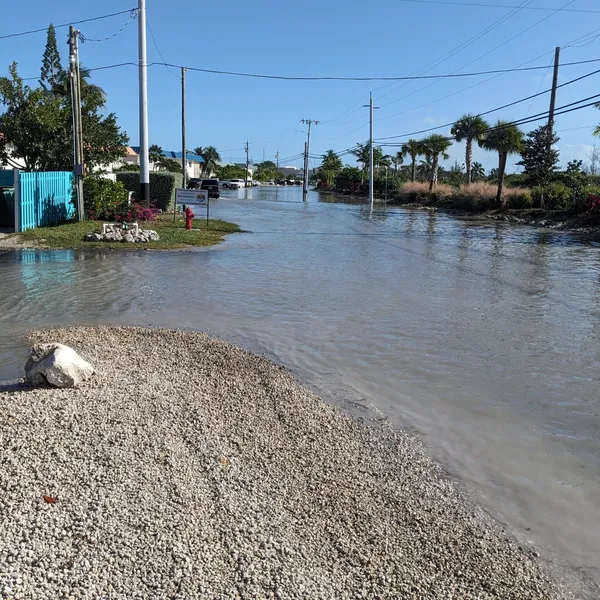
left=316, top=105, right=600, bottom=217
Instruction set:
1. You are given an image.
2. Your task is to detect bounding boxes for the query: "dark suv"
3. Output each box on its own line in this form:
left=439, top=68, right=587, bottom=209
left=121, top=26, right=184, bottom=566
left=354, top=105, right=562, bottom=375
left=200, top=179, right=220, bottom=199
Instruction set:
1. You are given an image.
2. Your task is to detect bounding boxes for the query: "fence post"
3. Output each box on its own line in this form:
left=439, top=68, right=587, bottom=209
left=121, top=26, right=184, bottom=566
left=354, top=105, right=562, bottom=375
left=13, top=168, right=20, bottom=233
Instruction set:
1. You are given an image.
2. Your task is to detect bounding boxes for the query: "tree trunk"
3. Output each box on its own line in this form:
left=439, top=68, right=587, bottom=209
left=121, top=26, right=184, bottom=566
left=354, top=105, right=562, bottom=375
left=429, top=154, right=439, bottom=191
left=496, top=152, right=507, bottom=207
left=540, top=186, right=545, bottom=210
left=465, top=138, right=472, bottom=185
left=411, top=157, right=416, bottom=182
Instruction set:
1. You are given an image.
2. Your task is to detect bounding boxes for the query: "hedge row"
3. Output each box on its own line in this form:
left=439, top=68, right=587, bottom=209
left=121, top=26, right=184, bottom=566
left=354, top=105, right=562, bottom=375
left=115, top=171, right=183, bottom=211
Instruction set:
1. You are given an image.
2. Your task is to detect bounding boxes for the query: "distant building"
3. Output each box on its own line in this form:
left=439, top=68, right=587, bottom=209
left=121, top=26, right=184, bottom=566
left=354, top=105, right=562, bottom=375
left=129, top=147, right=205, bottom=179
left=278, top=166, right=304, bottom=178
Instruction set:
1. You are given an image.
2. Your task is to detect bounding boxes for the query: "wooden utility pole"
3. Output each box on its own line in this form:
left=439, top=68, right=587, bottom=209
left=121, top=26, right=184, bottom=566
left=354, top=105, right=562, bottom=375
left=245, top=140, right=250, bottom=187
left=300, top=119, right=318, bottom=200
left=68, top=26, right=84, bottom=221
left=548, top=47, right=561, bottom=130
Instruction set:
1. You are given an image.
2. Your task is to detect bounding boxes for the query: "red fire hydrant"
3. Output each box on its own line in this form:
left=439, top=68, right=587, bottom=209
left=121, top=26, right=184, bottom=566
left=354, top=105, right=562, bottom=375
left=185, top=206, right=195, bottom=230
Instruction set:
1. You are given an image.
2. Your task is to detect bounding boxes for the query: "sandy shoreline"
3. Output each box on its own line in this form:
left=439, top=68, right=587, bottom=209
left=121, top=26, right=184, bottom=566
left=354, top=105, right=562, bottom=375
left=0, top=326, right=585, bottom=598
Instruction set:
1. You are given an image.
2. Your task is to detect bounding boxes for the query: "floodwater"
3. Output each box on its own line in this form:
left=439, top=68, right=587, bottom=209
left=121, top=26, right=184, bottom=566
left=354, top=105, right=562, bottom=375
left=1, top=186, right=599, bottom=590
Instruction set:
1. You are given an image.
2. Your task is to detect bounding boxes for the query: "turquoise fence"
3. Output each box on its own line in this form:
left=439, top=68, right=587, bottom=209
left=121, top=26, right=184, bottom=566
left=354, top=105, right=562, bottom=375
left=18, top=171, right=74, bottom=231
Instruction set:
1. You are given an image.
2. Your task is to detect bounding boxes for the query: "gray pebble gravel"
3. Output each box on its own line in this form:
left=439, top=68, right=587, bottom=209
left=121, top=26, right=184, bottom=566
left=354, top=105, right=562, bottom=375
left=0, top=326, right=577, bottom=599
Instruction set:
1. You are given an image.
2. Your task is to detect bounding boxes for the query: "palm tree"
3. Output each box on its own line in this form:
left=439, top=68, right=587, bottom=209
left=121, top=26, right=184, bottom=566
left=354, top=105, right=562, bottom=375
left=451, top=114, right=488, bottom=185
left=401, top=139, right=422, bottom=182
left=593, top=103, right=600, bottom=137
left=149, top=144, right=163, bottom=170
left=55, top=65, right=105, bottom=103
left=319, top=150, right=343, bottom=187
left=391, top=151, right=404, bottom=173
left=194, top=146, right=221, bottom=176
left=351, top=143, right=370, bottom=183
left=422, top=134, right=452, bottom=190
left=471, top=161, right=485, bottom=182
left=480, top=120, right=523, bottom=206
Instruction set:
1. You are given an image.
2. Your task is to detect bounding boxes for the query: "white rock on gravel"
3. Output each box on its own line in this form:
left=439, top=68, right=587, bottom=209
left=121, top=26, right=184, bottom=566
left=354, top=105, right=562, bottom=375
left=24, top=342, right=94, bottom=388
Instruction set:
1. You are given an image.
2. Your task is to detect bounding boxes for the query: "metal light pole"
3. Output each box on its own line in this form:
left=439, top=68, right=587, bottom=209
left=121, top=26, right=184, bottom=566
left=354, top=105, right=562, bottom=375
left=138, top=0, right=150, bottom=205
left=369, top=93, right=374, bottom=209
left=181, top=67, right=186, bottom=190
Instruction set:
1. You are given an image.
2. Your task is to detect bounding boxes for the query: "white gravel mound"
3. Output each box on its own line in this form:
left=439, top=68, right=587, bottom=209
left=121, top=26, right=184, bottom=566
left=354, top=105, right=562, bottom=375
left=0, top=326, right=577, bottom=599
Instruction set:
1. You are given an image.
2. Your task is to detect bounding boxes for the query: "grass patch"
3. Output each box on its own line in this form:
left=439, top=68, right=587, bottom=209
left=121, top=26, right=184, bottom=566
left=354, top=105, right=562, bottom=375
left=16, top=214, right=241, bottom=250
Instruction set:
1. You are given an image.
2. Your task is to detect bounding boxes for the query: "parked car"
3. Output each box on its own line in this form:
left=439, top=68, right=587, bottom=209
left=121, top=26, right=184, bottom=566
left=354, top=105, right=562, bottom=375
left=225, top=179, right=245, bottom=189
left=200, top=179, right=220, bottom=199
left=187, top=178, right=201, bottom=190
left=265, top=180, right=275, bottom=186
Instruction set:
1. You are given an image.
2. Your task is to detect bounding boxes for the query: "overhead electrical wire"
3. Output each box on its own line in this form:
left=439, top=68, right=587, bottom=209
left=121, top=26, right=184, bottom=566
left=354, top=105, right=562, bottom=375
left=321, top=0, right=534, bottom=126
left=0, top=8, right=137, bottom=40
left=79, top=9, right=138, bottom=42
left=393, top=0, right=600, bottom=13
left=373, top=67, right=600, bottom=140
left=377, top=0, right=578, bottom=112
left=372, top=95, right=600, bottom=148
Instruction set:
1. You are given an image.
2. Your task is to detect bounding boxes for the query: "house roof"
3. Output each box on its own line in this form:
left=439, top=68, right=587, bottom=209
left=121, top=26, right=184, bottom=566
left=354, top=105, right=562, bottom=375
left=130, top=146, right=204, bottom=163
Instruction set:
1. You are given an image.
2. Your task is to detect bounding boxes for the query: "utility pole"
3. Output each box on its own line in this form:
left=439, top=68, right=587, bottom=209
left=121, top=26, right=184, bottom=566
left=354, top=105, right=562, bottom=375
left=275, top=150, right=279, bottom=168
left=181, top=67, right=186, bottom=190
left=138, top=0, right=150, bottom=206
left=548, top=46, right=561, bottom=130
left=300, top=119, right=319, bottom=200
left=68, top=26, right=84, bottom=221
left=245, top=140, right=250, bottom=187
left=363, top=93, right=380, bottom=210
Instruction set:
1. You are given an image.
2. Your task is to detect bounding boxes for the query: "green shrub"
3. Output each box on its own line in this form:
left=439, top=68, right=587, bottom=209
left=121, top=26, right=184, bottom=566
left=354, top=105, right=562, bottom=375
left=83, top=176, right=128, bottom=220
left=506, top=190, right=533, bottom=209
left=531, top=183, right=572, bottom=210
left=116, top=171, right=183, bottom=211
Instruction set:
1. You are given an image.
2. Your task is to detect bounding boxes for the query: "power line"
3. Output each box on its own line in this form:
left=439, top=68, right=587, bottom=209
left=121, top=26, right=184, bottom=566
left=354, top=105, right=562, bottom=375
left=378, top=0, right=578, bottom=112
left=79, top=9, right=138, bottom=42
left=146, top=20, right=178, bottom=79
left=374, top=95, right=600, bottom=148
left=393, top=0, right=600, bottom=13
left=322, top=0, right=533, bottom=126
left=151, top=57, right=600, bottom=81
left=0, top=8, right=137, bottom=40
left=374, top=67, right=600, bottom=140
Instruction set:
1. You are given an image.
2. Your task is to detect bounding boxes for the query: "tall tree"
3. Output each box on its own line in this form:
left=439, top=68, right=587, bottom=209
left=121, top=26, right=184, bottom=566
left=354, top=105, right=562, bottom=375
left=351, top=143, right=370, bottom=183
left=39, top=24, right=63, bottom=91
left=593, top=102, right=600, bottom=138
left=319, top=150, right=343, bottom=187
left=149, top=144, right=164, bottom=169
left=451, top=114, right=488, bottom=185
left=195, top=146, right=221, bottom=175
left=480, top=120, right=523, bottom=207
left=422, top=134, right=452, bottom=190
left=516, top=123, right=559, bottom=209
left=471, top=161, right=485, bottom=182
left=391, top=151, right=403, bottom=173
left=0, top=61, right=127, bottom=172
left=401, top=139, right=422, bottom=182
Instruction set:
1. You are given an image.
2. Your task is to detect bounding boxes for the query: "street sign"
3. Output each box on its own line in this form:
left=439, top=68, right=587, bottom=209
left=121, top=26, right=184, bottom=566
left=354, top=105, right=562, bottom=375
left=175, top=189, right=208, bottom=205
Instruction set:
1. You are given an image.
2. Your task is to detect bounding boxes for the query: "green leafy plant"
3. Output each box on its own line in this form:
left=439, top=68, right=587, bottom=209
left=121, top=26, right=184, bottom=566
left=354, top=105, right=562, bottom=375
left=116, top=171, right=182, bottom=211
left=83, top=177, right=128, bottom=220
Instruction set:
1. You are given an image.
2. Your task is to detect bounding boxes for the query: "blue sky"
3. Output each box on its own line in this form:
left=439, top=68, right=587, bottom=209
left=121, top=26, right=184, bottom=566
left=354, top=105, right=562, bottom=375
left=2, top=0, right=600, bottom=173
